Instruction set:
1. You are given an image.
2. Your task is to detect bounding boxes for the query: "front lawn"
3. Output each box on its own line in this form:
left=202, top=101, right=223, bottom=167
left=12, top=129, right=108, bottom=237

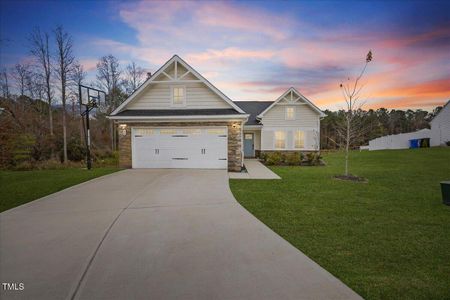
left=230, top=148, right=450, bottom=300
left=0, top=167, right=121, bottom=212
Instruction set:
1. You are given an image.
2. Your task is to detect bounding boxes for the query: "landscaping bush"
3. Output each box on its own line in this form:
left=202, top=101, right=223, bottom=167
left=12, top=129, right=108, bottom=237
left=303, top=152, right=323, bottom=166
left=283, top=152, right=301, bottom=165
left=446, top=141, right=450, bottom=146
left=265, top=152, right=282, bottom=165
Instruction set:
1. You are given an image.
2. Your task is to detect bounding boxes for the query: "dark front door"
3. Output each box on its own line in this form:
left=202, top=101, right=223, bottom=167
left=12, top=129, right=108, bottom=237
left=244, top=133, right=254, bottom=157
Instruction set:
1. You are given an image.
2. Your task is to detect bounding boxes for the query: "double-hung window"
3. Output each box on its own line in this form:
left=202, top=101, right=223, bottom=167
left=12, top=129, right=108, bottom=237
left=286, top=107, right=295, bottom=120
left=294, top=130, right=305, bottom=149
left=172, top=86, right=186, bottom=106
left=274, top=131, right=286, bottom=149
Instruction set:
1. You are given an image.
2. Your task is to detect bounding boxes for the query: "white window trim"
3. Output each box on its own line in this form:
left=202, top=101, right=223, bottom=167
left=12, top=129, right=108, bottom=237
left=293, top=130, right=305, bottom=149
left=171, top=85, right=186, bottom=107
left=285, top=107, right=295, bottom=120
left=274, top=130, right=286, bottom=149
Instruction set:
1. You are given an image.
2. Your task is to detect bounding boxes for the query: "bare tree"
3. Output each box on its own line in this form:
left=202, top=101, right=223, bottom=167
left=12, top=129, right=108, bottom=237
left=96, top=54, right=121, bottom=108
left=0, top=68, right=10, bottom=98
left=70, top=62, right=86, bottom=116
left=54, top=25, right=75, bottom=163
left=29, top=27, right=54, bottom=135
left=338, top=50, right=373, bottom=176
left=96, top=55, right=121, bottom=150
left=122, top=61, right=145, bottom=95
left=11, top=63, right=31, bottom=96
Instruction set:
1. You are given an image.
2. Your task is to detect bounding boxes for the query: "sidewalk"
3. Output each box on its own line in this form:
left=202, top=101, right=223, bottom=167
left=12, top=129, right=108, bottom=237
left=229, top=159, right=281, bottom=179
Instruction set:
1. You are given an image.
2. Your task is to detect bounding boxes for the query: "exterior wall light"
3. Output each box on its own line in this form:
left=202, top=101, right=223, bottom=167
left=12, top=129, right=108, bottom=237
left=119, top=124, right=127, bottom=136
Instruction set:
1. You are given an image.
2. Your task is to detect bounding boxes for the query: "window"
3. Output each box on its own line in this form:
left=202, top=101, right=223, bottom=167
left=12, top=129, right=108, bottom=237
left=286, top=107, right=295, bottom=120
left=274, top=131, right=286, bottom=149
left=172, top=86, right=186, bottom=106
left=160, top=129, right=177, bottom=135
left=207, top=128, right=226, bottom=135
left=134, top=129, right=154, bottom=136
left=294, top=130, right=305, bottom=148
left=182, top=129, right=201, bottom=135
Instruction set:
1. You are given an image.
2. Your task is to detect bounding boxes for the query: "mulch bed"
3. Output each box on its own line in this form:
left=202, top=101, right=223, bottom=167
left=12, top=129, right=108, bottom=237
left=333, top=174, right=368, bottom=183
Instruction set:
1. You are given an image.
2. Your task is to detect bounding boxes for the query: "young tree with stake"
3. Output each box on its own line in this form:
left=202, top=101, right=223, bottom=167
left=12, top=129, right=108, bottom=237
left=339, top=50, right=373, bottom=177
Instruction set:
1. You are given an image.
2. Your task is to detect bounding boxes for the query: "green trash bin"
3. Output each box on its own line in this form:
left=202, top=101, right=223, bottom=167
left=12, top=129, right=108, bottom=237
left=441, top=181, right=450, bottom=206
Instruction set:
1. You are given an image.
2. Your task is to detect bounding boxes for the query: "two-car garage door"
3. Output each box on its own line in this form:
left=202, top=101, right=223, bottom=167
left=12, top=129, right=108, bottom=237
left=132, top=127, right=228, bottom=169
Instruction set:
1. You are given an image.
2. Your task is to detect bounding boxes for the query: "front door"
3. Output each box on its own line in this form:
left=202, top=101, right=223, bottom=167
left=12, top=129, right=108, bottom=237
left=244, top=133, right=254, bottom=157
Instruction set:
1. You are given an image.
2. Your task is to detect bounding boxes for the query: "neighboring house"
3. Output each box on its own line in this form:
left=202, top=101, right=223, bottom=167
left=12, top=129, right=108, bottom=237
left=368, top=128, right=431, bottom=151
left=109, top=55, right=324, bottom=171
left=430, top=100, right=450, bottom=147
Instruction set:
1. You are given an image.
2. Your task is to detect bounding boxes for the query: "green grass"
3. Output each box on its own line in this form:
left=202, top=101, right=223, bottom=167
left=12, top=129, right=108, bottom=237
left=230, top=148, right=450, bottom=300
left=0, top=167, right=121, bottom=212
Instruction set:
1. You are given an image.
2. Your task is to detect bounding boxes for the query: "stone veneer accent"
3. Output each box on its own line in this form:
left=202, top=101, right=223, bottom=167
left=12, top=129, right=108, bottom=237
left=117, top=121, right=243, bottom=172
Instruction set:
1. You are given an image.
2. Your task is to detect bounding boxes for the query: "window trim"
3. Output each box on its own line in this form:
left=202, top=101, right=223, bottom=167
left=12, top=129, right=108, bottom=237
left=274, top=130, right=286, bottom=149
left=171, top=85, right=186, bottom=107
left=285, top=107, right=295, bottom=120
left=293, top=130, right=305, bottom=149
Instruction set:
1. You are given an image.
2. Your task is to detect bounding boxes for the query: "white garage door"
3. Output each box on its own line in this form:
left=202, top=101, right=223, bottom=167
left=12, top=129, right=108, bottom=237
left=132, top=127, right=228, bottom=169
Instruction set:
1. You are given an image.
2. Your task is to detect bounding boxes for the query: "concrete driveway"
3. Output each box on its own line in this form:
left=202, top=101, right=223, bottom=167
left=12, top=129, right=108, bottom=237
left=0, top=169, right=361, bottom=300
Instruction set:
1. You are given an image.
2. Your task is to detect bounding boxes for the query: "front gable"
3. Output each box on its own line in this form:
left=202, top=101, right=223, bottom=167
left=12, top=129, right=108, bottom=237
left=256, top=88, right=325, bottom=127
left=258, top=88, right=325, bottom=119
left=111, top=55, right=245, bottom=115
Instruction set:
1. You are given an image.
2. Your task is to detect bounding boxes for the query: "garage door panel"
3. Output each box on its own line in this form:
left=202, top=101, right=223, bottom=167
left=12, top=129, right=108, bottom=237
left=132, top=127, right=228, bottom=169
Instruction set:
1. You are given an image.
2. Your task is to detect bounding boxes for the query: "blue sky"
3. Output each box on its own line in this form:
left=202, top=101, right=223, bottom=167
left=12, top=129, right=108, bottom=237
left=1, top=0, right=449, bottom=110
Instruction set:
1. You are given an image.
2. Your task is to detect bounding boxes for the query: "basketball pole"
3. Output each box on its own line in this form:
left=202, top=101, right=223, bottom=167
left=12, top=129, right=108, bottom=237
left=79, top=84, right=106, bottom=171
left=86, top=107, right=92, bottom=170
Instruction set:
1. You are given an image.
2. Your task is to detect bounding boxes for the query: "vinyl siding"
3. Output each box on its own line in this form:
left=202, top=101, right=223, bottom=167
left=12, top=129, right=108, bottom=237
left=127, top=82, right=232, bottom=110
left=261, top=104, right=319, bottom=127
left=430, top=104, right=450, bottom=146
left=261, top=127, right=319, bottom=151
left=259, top=102, right=320, bottom=151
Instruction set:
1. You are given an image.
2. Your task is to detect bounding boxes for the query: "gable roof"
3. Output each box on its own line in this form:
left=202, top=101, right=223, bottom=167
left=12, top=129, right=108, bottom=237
left=430, top=100, right=450, bottom=124
left=234, top=101, right=273, bottom=125
left=257, top=87, right=326, bottom=118
left=110, top=55, right=246, bottom=115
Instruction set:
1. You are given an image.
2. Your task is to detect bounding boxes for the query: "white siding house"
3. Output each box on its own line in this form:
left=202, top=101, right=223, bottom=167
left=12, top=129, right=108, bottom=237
left=109, top=55, right=325, bottom=170
left=430, top=101, right=450, bottom=146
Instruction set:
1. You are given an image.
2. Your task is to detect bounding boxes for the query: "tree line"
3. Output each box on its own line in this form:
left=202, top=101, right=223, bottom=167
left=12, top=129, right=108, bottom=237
left=320, top=107, right=442, bottom=150
left=0, top=25, right=147, bottom=169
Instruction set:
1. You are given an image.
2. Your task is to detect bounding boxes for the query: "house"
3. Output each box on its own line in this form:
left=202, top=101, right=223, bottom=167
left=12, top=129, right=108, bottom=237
left=430, top=100, right=450, bottom=147
left=109, top=55, right=324, bottom=171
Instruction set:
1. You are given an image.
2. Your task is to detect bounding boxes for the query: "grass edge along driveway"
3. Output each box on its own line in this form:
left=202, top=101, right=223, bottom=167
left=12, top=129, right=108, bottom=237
left=230, top=148, right=450, bottom=300
left=0, top=167, right=121, bottom=213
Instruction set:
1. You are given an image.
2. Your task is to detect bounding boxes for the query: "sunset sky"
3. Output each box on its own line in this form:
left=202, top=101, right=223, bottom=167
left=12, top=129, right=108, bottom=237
left=1, top=0, right=449, bottom=111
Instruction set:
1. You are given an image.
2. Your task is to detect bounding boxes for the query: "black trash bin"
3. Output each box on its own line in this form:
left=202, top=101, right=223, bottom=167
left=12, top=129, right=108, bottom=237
left=441, top=181, right=450, bottom=206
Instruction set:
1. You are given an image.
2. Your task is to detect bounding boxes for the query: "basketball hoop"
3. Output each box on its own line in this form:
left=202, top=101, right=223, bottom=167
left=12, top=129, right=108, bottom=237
left=78, top=85, right=107, bottom=170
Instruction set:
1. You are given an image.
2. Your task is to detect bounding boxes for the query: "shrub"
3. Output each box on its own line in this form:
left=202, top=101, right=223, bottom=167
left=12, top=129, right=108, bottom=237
left=446, top=141, right=450, bottom=146
left=265, top=152, right=282, bottom=165
left=12, top=134, right=36, bottom=165
left=283, top=152, right=301, bottom=165
left=67, top=137, right=86, bottom=161
left=259, top=152, right=267, bottom=161
left=303, top=152, right=322, bottom=166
